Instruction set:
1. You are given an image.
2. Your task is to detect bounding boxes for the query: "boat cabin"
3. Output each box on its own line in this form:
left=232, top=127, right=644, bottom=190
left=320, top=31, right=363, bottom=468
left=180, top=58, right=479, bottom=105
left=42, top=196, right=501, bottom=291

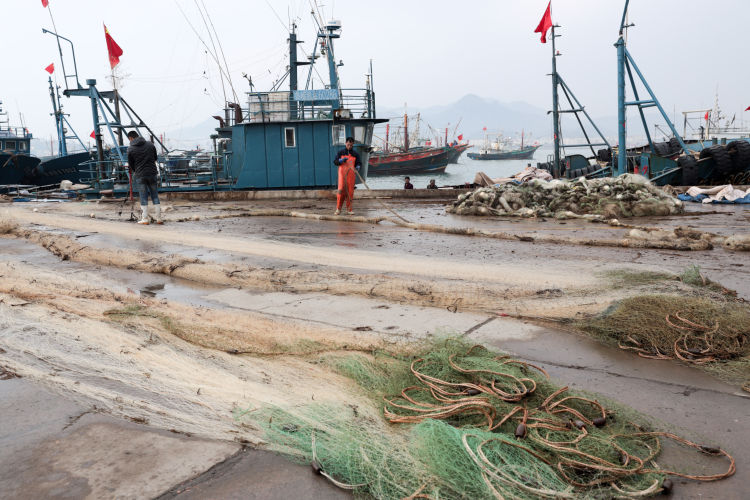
left=0, top=102, right=32, bottom=154
left=223, top=89, right=385, bottom=188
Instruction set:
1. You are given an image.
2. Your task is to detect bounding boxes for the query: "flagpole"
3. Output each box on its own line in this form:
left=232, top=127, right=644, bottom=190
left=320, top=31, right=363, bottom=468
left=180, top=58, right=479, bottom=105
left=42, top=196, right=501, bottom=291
left=551, top=22, right=560, bottom=176
left=111, top=67, right=123, bottom=146
left=46, top=3, right=70, bottom=90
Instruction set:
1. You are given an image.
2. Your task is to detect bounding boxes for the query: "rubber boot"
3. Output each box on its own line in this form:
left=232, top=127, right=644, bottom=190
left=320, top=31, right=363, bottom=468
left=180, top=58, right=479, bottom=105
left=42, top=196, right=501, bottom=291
left=155, top=205, right=163, bottom=225
left=137, top=205, right=149, bottom=225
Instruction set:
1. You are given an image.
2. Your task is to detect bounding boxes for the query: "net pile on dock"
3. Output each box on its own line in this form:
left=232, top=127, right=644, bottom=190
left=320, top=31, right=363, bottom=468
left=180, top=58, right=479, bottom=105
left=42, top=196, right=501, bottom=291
left=583, top=295, right=750, bottom=365
left=250, top=340, right=734, bottom=499
left=448, top=175, right=684, bottom=219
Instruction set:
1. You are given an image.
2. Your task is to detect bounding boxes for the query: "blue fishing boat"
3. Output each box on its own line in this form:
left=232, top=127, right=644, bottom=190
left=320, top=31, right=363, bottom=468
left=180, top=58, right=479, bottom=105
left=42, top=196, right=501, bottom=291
left=0, top=101, right=41, bottom=187
left=0, top=78, right=92, bottom=189
left=63, top=17, right=385, bottom=195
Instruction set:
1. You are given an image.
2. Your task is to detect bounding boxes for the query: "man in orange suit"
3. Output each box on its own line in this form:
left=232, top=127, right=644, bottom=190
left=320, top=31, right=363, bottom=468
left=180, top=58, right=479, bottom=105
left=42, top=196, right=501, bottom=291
left=333, top=137, right=361, bottom=215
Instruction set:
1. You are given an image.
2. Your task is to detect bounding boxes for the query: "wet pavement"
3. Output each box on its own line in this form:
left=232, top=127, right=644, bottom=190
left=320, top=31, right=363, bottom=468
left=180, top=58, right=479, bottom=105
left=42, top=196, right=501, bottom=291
left=2, top=197, right=749, bottom=498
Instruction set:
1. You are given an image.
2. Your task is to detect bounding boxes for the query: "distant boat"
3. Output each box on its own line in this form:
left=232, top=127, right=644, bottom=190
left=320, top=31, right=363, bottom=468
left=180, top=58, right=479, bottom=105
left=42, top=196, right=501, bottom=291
left=369, top=113, right=455, bottom=175
left=368, top=147, right=451, bottom=176
left=468, top=130, right=540, bottom=161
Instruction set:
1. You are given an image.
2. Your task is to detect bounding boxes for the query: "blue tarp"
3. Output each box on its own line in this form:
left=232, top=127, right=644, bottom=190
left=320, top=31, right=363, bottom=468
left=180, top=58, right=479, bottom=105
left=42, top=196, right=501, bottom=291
left=678, top=193, right=750, bottom=204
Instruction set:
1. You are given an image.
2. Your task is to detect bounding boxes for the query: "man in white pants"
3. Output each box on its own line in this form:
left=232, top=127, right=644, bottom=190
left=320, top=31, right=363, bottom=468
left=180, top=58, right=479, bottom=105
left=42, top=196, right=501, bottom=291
left=126, top=131, right=162, bottom=225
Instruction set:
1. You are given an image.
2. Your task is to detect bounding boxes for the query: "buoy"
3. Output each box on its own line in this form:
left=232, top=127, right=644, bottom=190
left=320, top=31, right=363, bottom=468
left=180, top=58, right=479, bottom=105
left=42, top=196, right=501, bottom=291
left=311, top=460, right=323, bottom=475
left=515, top=423, right=527, bottom=438
left=661, top=478, right=673, bottom=495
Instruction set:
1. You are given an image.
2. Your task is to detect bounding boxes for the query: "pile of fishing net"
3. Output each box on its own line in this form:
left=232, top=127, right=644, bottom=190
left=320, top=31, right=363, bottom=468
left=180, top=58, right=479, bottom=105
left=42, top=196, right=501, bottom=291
left=582, top=295, right=750, bottom=364
left=247, top=340, right=734, bottom=499
left=447, top=174, right=684, bottom=219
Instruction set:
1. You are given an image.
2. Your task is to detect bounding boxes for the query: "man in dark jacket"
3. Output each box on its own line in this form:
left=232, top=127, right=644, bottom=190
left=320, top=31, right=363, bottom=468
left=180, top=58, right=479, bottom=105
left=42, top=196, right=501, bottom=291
left=333, top=137, right=361, bottom=215
left=127, top=131, right=162, bottom=224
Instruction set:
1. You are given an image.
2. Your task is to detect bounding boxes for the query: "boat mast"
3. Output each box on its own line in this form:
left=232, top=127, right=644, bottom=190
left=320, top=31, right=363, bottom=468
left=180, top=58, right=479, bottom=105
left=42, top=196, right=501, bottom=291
left=403, top=110, right=409, bottom=151
left=48, top=76, right=67, bottom=156
left=615, top=0, right=629, bottom=175
left=551, top=24, right=561, bottom=172
left=385, top=123, right=390, bottom=152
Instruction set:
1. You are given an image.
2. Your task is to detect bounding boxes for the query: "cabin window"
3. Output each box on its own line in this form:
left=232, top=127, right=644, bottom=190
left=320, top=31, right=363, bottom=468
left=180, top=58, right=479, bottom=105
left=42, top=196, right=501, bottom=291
left=332, top=125, right=346, bottom=145
left=284, top=127, right=296, bottom=148
left=353, top=125, right=366, bottom=144
left=5, top=141, right=16, bottom=150
left=18, top=142, right=27, bottom=151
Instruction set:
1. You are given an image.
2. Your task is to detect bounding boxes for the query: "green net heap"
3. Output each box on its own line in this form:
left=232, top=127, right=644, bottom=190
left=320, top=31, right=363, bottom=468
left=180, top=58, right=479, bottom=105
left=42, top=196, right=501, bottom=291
left=244, top=340, right=733, bottom=499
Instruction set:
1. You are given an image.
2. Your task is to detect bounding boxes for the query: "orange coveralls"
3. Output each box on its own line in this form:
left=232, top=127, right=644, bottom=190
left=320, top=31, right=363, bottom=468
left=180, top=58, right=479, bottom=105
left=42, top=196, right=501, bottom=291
left=336, top=155, right=356, bottom=211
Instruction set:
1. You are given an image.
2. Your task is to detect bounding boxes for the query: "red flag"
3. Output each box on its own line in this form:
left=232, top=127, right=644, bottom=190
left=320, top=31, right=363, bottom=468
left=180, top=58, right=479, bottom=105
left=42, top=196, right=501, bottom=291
left=41, top=0, right=49, bottom=7
left=745, top=106, right=750, bottom=112
left=704, top=111, right=709, bottom=121
left=482, top=127, right=487, bottom=131
left=90, top=130, right=96, bottom=139
left=457, top=134, right=463, bottom=141
left=45, top=63, right=54, bottom=74
left=534, top=1, right=553, bottom=44
left=104, top=24, right=123, bottom=69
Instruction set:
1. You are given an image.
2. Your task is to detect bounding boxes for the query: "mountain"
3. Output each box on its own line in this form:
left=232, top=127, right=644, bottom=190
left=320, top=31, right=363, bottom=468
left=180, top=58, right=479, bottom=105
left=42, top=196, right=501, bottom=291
left=376, top=94, right=551, bottom=142
left=376, top=94, right=620, bottom=143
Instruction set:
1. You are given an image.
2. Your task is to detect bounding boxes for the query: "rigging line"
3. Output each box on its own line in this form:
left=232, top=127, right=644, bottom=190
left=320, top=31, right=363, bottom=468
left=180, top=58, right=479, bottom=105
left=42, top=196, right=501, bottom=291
left=200, top=0, right=238, bottom=104
left=174, top=0, right=229, bottom=104
left=193, top=0, right=229, bottom=105
left=45, top=3, right=69, bottom=90
left=297, top=44, right=326, bottom=87
left=265, top=0, right=290, bottom=31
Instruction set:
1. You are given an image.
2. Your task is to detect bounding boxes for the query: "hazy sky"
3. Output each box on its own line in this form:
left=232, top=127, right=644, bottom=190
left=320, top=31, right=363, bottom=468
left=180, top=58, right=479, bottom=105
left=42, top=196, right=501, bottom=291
left=3, top=0, right=749, bottom=147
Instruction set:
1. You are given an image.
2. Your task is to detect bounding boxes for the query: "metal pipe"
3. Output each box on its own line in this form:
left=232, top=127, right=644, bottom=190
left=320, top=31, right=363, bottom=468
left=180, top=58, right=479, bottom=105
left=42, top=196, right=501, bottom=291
left=551, top=25, right=561, bottom=172
left=624, top=49, right=689, bottom=153
left=616, top=36, right=627, bottom=175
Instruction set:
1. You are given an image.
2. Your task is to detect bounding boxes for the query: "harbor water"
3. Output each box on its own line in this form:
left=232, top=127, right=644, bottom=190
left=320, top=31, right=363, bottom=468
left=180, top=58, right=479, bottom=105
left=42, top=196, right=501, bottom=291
left=365, top=146, right=554, bottom=189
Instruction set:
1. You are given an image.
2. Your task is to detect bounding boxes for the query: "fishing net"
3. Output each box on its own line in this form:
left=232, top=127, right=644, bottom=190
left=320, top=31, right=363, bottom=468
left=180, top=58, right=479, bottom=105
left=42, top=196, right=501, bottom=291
left=581, top=295, right=750, bottom=364
left=447, top=174, right=683, bottom=219
left=245, top=339, right=735, bottom=499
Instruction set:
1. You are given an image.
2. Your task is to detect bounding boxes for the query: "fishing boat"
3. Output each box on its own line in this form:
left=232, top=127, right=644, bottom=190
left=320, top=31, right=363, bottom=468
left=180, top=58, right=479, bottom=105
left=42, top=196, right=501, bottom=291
left=533, top=2, right=749, bottom=186
left=59, top=15, right=385, bottom=195
left=0, top=101, right=40, bottom=187
left=368, top=114, right=450, bottom=176
left=368, top=147, right=451, bottom=176
left=446, top=142, right=472, bottom=163
left=468, top=131, right=540, bottom=161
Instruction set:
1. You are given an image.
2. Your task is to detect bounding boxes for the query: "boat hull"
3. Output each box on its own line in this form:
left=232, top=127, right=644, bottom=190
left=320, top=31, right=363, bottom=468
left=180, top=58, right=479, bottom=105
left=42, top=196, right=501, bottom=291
left=446, top=144, right=471, bottom=163
left=468, top=145, right=541, bottom=161
left=369, top=148, right=450, bottom=176
left=0, top=153, right=41, bottom=185
left=30, top=152, right=90, bottom=185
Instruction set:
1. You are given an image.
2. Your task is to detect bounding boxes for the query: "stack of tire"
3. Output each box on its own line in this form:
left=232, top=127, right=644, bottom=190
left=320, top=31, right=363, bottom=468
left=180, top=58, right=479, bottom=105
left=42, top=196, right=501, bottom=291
left=697, top=140, right=750, bottom=182
left=566, top=164, right=600, bottom=179
left=652, top=138, right=682, bottom=157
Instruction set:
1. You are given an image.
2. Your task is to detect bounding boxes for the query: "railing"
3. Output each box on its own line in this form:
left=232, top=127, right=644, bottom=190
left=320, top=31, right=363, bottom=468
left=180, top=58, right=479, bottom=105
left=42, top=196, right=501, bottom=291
left=0, top=127, right=32, bottom=139
left=79, top=153, right=232, bottom=191
left=230, top=88, right=375, bottom=125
